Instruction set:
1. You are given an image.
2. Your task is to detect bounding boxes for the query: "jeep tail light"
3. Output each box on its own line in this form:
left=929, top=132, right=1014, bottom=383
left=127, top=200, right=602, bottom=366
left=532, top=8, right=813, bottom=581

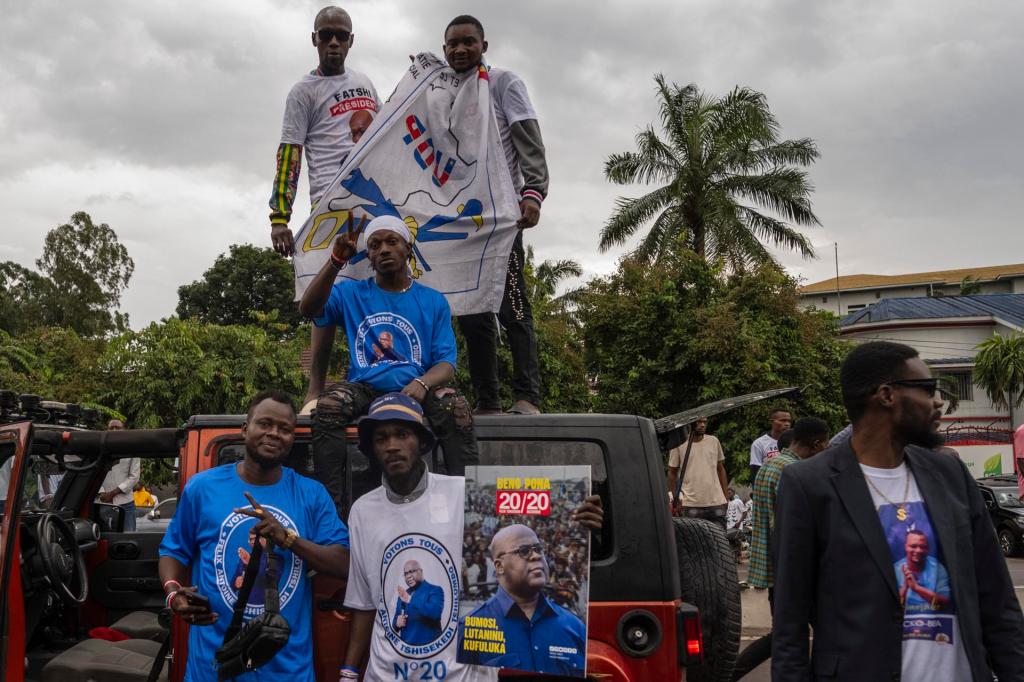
left=676, top=602, right=704, bottom=666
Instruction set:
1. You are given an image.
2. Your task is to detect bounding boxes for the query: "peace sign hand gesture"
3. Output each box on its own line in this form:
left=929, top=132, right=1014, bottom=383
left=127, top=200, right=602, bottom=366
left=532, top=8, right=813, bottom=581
left=333, top=213, right=368, bottom=262
left=233, top=491, right=287, bottom=547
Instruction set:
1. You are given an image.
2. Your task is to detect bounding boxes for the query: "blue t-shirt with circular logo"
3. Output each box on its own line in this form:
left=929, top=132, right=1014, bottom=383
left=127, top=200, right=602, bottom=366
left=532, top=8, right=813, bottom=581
left=159, top=464, right=349, bottom=681
left=314, top=278, right=458, bottom=392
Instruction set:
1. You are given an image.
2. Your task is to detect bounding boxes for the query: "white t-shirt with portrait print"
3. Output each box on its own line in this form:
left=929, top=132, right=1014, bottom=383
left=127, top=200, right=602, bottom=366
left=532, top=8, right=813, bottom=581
left=345, top=473, right=497, bottom=682
left=859, top=462, right=972, bottom=682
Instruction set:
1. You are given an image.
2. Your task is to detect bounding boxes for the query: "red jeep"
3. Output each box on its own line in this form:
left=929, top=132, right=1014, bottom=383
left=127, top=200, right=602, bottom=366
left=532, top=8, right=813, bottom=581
left=0, top=388, right=789, bottom=681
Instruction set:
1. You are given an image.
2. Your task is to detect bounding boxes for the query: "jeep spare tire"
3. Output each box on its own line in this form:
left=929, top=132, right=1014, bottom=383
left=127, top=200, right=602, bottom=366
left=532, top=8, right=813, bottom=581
left=672, top=517, right=741, bottom=682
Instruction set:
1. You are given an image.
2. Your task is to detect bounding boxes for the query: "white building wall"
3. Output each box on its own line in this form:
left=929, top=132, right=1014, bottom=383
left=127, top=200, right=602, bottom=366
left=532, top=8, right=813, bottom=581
left=841, top=322, right=1020, bottom=429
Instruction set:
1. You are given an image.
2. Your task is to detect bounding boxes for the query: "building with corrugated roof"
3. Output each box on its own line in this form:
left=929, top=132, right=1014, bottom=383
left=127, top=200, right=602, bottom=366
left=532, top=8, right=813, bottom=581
left=838, top=293, right=1024, bottom=476
left=799, top=262, right=1024, bottom=317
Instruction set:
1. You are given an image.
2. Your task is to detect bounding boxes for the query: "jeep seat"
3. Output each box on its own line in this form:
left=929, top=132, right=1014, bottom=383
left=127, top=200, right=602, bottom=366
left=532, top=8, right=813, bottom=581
left=110, top=610, right=167, bottom=640
left=41, top=638, right=167, bottom=682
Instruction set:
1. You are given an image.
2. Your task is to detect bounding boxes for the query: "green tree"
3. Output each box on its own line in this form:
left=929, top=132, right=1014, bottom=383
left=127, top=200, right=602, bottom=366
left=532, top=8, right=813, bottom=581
left=96, top=317, right=306, bottom=429
left=177, top=244, right=302, bottom=333
left=36, top=212, right=134, bottom=335
left=601, top=76, right=820, bottom=268
left=451, top=250, right=591, bottom=413
left=959, top=276, right=983, bottom=295
left=974, top=333, right=1024, bottom=411
left=527, top=246, right=583, bottom=311
left=577, top=254, right=847, bottom=480
left=0, top=262, right=51, bottom=336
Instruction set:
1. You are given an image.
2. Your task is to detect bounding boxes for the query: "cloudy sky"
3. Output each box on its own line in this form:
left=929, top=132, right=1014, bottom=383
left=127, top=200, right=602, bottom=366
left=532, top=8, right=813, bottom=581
left=2, top=0, right=1022, bottom=328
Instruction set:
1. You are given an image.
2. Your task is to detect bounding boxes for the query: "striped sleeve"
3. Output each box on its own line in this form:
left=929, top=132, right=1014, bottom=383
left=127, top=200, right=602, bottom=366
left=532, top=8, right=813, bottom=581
left=269, top=143, right=302, bottom=226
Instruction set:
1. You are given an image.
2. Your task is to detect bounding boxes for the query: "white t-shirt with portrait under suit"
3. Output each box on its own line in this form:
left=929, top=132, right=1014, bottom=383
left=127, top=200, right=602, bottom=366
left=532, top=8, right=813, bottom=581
left=859, top=462, right=971, bottom=682
left=345, top=472, right=497, bottom=682
left=668, top=435, right=727, bottom=507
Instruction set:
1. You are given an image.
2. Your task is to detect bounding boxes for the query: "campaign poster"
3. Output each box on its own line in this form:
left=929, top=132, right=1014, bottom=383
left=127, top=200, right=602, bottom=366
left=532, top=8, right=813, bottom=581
left=456, top=465, right=591, bottom=678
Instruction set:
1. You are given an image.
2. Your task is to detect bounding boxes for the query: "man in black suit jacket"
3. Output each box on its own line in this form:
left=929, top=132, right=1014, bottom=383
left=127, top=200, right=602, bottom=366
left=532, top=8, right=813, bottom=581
left=772, top=341, right=1024, bottom=681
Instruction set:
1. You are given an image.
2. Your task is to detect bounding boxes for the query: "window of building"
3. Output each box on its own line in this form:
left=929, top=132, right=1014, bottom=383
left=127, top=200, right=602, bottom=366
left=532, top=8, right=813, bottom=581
left=846, top=304, right=866, bottom=313
left=821, top=296, right=828, bottom=303
left=938, top=370, right=974, bottom=401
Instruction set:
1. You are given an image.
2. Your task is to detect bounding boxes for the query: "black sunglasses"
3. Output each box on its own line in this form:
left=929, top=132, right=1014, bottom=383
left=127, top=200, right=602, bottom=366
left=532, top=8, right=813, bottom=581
left=317, top=28, right=351, bottom=43
left=887, top=378, right=940, bottom=397
left=497, top=543, right=544, bottom=560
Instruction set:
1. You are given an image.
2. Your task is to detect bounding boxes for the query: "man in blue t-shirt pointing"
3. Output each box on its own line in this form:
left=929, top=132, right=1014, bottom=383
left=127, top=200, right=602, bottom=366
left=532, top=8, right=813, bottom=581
left=298, top=214, right=478, bottom=514
left=158, top=390, right=350, bottom=682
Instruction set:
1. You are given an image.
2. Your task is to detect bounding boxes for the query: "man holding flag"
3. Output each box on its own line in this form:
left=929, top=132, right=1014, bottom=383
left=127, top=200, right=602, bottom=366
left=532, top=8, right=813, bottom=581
left=444, top=15, right=550, bottom=416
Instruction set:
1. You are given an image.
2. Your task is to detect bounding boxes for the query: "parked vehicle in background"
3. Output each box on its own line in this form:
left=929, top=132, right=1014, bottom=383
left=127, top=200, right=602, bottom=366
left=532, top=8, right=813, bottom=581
left=135, top=497, right=177, bottom=533
left=977, top=474, right=1024, bottom=557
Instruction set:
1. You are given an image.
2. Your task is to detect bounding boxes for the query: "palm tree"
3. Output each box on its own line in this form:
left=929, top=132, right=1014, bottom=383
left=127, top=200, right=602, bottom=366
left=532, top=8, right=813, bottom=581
left=524, top=246, right=583, bottom=313
left=602, top=75, right=821, bottom=268
left=974, top=333, right=1024, bottom=411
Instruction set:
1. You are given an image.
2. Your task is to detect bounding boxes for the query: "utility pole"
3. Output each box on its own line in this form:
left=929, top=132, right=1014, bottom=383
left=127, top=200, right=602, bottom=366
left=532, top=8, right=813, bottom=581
left=834, top=242, right=842, bottom=316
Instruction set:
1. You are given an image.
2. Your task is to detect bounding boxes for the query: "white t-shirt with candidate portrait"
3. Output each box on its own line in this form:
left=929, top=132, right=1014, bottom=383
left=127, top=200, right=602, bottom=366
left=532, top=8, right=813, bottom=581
left=859, top=463, right=971, bottom=682
left=749, top=434, right=779, bottom=468
left=345, top=473, right=497, bottom=682
left=280, top=68, right=379, bottom=205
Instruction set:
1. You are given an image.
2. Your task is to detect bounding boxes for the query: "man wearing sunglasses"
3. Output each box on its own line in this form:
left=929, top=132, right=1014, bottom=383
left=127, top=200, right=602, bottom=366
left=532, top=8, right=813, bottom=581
left=271, top=6, right=381, bottom=461
left=458, top=524, right=586, bottom=676
left=772, top=341, right=1024, bottom=682
left=340, top=393, right=602, bottom=681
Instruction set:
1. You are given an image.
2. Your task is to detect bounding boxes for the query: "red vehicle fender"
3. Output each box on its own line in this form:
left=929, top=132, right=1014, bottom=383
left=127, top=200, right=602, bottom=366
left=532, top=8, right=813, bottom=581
left=585, top=638, right=633, bottom=681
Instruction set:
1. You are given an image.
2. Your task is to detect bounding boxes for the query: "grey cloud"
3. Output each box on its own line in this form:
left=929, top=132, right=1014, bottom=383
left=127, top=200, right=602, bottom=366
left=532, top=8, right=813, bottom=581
left=1, top=0, right=1022, bottom=325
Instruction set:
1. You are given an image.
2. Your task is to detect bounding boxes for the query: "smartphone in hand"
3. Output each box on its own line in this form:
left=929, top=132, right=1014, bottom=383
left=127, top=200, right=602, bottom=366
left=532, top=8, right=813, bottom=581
left=185, top=591, right=211, bottom=611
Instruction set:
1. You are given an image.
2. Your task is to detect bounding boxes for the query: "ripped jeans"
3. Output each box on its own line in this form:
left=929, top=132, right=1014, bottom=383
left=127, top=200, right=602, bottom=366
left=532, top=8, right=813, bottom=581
left=311, top=381, right=478, bottom=517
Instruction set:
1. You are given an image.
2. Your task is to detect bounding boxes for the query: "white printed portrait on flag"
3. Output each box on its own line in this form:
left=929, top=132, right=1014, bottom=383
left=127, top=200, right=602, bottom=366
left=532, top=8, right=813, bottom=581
left=293, top=53, right=520, bottom=316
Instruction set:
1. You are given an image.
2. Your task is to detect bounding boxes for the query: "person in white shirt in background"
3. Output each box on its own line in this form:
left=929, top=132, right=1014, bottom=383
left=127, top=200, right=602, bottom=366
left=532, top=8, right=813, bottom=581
left=726, top=487, right=746, bottom=531
left=748, top=408, right=792, bottom=480
left=97, top=419, right=141, bottom=531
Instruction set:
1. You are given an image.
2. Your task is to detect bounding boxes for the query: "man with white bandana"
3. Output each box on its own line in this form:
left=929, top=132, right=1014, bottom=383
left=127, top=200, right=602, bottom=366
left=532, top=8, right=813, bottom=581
left=299, top=214, right=477, bottom=515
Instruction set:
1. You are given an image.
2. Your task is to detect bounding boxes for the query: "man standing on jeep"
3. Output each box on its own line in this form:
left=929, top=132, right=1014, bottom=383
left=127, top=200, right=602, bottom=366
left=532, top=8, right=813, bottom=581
left=299, top=214, right=477, bottom=516
left=268, top=5, right=380, bottom=426
left=666, top=418, right=729, bottom=527
left=340, top=393, right=602, bottom=681
left=444, top=14, right=549, bottom=416
left=158, top=390, right=350, bottom=682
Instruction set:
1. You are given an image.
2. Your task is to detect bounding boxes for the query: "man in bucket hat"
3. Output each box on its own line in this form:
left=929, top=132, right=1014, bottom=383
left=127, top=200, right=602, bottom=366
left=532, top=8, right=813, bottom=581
left=339, top=393, right=603, bottom=681
left=298, top=213, right=477, bottom=516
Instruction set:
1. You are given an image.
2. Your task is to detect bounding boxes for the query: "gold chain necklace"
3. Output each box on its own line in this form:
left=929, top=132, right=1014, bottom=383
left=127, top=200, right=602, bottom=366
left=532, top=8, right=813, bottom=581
left=864, top=468, right=912, bottom=514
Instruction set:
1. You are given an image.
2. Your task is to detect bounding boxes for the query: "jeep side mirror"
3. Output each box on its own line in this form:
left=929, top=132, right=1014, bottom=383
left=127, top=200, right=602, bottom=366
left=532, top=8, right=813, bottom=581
left=94, top=502, right=126, bottom=533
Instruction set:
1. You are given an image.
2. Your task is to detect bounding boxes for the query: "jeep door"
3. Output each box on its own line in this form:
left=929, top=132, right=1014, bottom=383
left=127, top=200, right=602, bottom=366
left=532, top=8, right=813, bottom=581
left=0, top=422, right=31, bottom=682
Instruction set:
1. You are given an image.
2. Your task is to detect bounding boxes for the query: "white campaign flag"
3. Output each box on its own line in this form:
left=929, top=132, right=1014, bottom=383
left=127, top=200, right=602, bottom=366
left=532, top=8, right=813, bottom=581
left=293, top=53, right=519, bottom=316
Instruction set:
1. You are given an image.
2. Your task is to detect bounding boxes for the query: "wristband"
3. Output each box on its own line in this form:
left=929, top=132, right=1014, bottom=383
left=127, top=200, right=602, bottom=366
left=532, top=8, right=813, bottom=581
left=339, top=666, right=360, bottom=679
left=163, top=579, right=182, bottom=593
left=330, top=252, right=348, bottom=269
left=413, top=378, right=430, bottom=393
left=165, top=590, right=180, bottom=610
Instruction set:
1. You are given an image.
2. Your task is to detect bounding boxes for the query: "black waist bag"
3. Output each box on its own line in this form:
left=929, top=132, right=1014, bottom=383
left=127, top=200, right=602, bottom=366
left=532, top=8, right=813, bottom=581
left=215, top=539, right=291, bottom=680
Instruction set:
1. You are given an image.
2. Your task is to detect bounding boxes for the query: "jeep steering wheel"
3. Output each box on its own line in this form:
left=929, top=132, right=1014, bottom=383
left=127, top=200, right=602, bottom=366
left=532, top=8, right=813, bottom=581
left=36, top=513, right=88, bottom=605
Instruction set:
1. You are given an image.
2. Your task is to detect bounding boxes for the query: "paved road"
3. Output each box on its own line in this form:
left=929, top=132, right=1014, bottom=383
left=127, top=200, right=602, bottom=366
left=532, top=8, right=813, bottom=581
left=733, top=557, right=1024, bottom=681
